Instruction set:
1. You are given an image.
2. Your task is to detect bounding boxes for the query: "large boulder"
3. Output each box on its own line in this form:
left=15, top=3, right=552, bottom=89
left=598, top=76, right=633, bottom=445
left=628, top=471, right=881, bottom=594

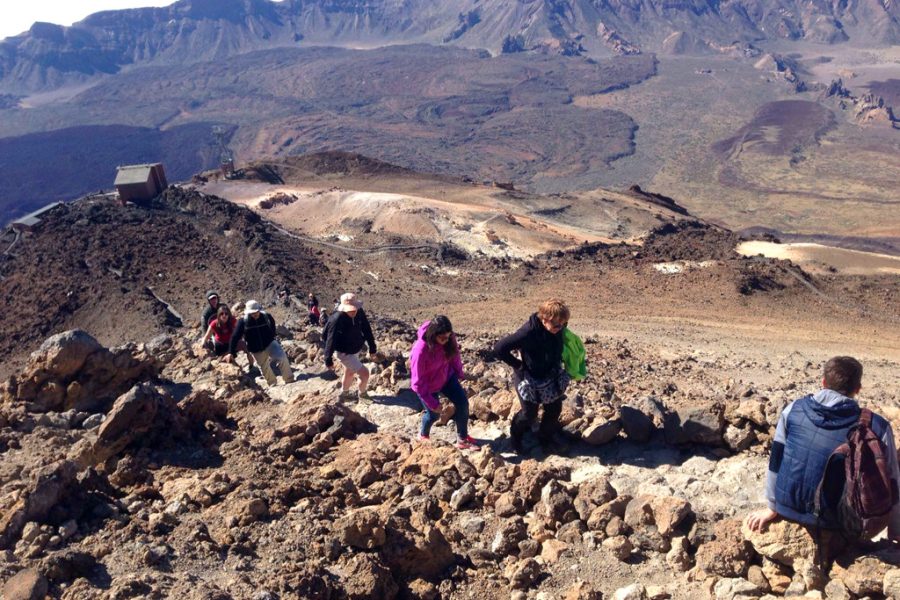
left=1, top=568, right=48, bottom=600
left=27, top=330, right=102, bottom=379
left=3, top=330, right=161, bottom=413
left=93, top=384, right=164, bottom=462
left=664, top=403, right=725, bottom=446
left=334, top=508, right=387, bottom=549
left=830, top=546, right=900, bottom=596
left=0, top=460, right=79, bottom=549
left=381, top=517, right=455, bottom=579
left=620, top=405, right=654, bottom=442
left=695, top=519, right=753, bottom=577
left=340, top=554, right=398, bottom=600
left=741, top=518, right=817, bottom=567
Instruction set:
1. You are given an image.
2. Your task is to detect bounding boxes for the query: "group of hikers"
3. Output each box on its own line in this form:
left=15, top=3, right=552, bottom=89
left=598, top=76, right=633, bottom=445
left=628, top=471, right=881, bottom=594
left=196, top=292, right=583, bottom=452
left=196, top=290, right=900, bottom=552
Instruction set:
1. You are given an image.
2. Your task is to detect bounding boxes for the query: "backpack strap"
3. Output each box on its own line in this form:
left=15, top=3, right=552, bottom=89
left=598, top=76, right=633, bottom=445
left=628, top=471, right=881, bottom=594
left=858, top=408, right=873, bottom=428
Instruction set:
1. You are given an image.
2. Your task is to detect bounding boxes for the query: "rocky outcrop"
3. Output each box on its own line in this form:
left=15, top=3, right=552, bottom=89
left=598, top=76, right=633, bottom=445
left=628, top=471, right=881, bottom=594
left=1, top=330, right=161, bottom=414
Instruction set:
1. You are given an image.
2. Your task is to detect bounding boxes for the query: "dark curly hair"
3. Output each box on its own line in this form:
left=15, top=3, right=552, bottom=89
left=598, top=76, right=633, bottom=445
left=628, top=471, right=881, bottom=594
left=424, top=315, right=458, bottom=359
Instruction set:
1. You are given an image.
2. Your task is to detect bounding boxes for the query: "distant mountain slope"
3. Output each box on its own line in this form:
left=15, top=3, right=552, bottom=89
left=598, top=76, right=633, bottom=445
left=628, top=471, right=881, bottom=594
left=0, top=0, right=897, bottom=93
left=0, top=123, right=224, bottom=222
left=0, top=46, right=655, bottom=221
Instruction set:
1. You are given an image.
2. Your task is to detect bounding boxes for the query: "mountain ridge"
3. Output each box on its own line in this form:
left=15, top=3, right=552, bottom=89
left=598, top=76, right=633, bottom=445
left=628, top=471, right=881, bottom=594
left=1, top=0, right=898, bottom=93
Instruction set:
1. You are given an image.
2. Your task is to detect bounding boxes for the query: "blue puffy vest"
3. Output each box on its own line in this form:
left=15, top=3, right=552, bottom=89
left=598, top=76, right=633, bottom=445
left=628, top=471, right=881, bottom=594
left=774, top=395, right=861, bottom=527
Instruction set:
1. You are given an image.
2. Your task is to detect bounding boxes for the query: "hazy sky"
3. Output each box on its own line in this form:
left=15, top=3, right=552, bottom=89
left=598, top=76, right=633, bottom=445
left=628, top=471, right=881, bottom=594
left=3, top=1, right=177, bottom=40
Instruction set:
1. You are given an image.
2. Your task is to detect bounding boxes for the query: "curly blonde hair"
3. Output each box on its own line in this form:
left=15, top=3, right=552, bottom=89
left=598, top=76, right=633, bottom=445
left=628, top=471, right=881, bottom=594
left=537, top=298, right=570, bottom=323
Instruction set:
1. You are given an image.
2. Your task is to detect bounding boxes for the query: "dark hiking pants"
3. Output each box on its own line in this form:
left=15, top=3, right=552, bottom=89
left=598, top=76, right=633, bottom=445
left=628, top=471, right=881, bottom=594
left=511, top=396, right=563, bottom=443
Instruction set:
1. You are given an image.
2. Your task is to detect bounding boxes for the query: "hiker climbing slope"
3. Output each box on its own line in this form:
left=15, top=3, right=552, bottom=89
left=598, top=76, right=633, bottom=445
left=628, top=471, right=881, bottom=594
left=494, top=298, right=572, bottom=454
left=410, top=316, right=479, bottom=450
left=199, top=290, right=221, bottom=332
left=227, top=300, right=294, bottom=386
left=323, top=293, right=377, bottom=402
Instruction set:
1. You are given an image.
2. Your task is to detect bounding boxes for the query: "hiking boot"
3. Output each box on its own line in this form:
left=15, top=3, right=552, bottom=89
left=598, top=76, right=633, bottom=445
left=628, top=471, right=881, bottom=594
left=337, top=390, right=356, bottom=403
left=358, top=390, right=372, bottom=404
left=417, top=434, right=431, bottom=443
left=456, top=436, right=479, bottom=451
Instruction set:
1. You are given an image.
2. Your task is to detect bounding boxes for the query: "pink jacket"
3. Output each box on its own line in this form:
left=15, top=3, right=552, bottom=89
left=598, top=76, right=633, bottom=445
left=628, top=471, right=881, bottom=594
left=410, top=321, right=464, bottom=411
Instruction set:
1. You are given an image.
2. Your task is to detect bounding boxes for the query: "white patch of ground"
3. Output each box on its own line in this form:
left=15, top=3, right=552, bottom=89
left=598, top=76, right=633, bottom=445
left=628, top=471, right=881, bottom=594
left=736, top=240, right=900, bottom=275
left=652, top=260, right=719, bottom=274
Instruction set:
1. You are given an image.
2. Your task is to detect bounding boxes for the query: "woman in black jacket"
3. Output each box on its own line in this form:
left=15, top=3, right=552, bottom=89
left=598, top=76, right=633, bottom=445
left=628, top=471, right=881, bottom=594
left=324, top=293, right=377, bottom=402
left=493, top=298, right=571, bottom=453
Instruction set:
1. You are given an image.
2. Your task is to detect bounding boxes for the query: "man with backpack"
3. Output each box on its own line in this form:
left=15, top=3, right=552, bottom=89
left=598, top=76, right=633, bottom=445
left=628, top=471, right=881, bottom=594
left=225, top=300, right=294, bottom=387
left=747, top=356, right=900, bottom=544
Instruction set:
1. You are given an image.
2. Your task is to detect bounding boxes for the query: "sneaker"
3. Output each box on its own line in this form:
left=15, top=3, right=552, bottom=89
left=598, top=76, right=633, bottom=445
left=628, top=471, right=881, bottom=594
left=337, top=390, right=356, bottom=403
left=456, top=436, right=479, bottom=450
left=358, top=390, right=372, bottom=403
left=417, top=434, right=431, bottom=443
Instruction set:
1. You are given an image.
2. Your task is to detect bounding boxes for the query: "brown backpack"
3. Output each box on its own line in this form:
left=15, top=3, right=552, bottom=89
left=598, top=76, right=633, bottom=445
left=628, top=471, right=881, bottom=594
left=827, top=409, right=896, bottom=540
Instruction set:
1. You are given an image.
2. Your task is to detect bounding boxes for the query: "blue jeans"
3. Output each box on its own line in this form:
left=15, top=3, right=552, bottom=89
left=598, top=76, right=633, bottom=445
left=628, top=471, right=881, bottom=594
left=419, top=375, right=469, bottom=439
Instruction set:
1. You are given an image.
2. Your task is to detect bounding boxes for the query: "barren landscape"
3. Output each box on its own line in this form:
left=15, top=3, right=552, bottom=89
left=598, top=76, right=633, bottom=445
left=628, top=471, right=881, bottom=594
left=0, top=1, right=898, bottom=597
left=1, top=154, right=899, bottom=599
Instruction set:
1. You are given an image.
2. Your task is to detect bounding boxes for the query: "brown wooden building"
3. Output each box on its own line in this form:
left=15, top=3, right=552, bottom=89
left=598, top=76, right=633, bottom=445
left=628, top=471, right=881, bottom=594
left=114, top=163, right=168, bottom=203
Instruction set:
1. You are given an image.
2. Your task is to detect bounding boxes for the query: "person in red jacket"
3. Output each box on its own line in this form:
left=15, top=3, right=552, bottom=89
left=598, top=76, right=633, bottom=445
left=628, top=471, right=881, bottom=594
left=198, top=305, right=254, bottom=367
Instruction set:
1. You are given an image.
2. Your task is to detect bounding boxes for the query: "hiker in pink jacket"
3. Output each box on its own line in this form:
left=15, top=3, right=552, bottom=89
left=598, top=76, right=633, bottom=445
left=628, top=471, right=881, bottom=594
left=410, top=316, right=478, bottom=450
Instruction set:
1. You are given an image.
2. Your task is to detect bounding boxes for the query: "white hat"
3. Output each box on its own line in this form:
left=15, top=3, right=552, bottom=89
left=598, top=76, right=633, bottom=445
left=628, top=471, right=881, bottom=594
left=337, top=293, right=363, bottom=312
left=244, top=300, right=262, bottom=315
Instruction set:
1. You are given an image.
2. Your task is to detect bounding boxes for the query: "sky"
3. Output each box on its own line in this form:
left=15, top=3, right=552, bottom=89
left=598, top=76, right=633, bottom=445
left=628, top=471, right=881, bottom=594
left=2, top=1, right=178, bottom=40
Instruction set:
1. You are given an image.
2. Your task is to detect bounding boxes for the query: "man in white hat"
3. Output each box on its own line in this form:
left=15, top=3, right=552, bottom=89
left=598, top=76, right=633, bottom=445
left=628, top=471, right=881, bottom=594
left=323, top=293, right=377, bottom=402
left=226, top=300, right=294, bottom=386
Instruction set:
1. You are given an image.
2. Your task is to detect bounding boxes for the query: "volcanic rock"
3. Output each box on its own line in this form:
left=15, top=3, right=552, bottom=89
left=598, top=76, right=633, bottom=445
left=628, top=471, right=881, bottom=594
left=664, top=403, right=725, bottom=445
left=505, top=557, right=542, bottom=590
left=574, top=476, right=617, bottom=520
left=565, top=580, right=604, bottom=600
left=695, top=519, right=753, bottom=577
left=340, top=554, right=399, bottom=600
left=334, top=507, right=387, bottom=549
left=830, top=547, right=900, bottom=596
left=741, top=519, right=817, bottom=567
left=713, top=577, right=760, bottom=600
left=620, top=405, right=654, bottom=442
left=3, top=330, right=161, bottom=413
left=614, top=583, right=648, bottom=600
left=603, top=535, right=634, bottom=561
left=381, top=517, right=454, bottom=579
left=1, top=568, right=48, bottom=600
left=582, top=419, right=622, bottom=445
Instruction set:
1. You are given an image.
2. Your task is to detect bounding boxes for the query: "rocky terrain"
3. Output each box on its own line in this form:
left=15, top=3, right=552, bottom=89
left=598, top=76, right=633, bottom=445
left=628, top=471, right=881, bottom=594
left=1, top=162, right=900, bottom=598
